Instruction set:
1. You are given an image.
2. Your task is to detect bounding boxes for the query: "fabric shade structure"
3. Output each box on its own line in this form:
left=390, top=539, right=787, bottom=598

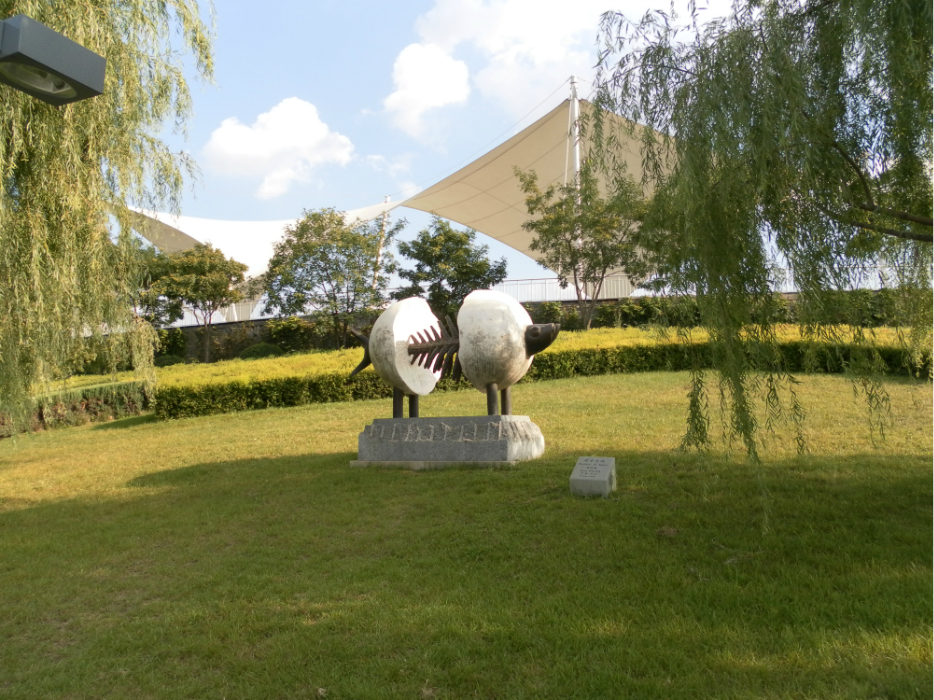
left=126, top=89, right=662, bottom=282
left=399, top=98, right=653, bottom=264
left=124, top=200, right=399, bottom=279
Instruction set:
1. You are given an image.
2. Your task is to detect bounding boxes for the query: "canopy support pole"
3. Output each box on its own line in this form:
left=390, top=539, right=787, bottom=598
left=569, top=76, right=586, bottom=304
left=570, top=76, right=581, bottom=183
left=372, top=194, right=390, bottom=290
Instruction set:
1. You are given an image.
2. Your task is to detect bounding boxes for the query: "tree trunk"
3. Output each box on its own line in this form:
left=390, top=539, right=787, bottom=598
left=576, top=278, right=596, bottom=331
left=202, top=323, right=212, bottom=363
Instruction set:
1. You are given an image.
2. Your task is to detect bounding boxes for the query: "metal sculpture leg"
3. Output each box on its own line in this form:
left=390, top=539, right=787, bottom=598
left=392, top=388, right=404, bottom=418
left=500, top=387, right=512, bottom=416
left=486, top=382, right=500, bottom=416
left=408, top=394, right=419, bottom=418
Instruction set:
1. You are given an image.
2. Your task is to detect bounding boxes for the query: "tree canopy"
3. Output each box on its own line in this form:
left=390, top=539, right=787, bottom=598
left=392, top=217, right=508, bottom=321
left=0, top=1, right=214, bottom=422
left=263, top=208, right=402, bottom=348
left=134, top=244, right=184, bottom=330
left=515, top=162, right=648, bottom=329
left=152, top=244, right=247, bottom=363
left=591, top=0, right=932, bottom=458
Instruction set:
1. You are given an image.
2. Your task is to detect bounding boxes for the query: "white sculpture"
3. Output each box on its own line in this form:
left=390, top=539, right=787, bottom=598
left=352, top=291, right=559, bottom=417
left=367, top=297, right=441, bottom=396
left=457, top=289, right=535, bottom=392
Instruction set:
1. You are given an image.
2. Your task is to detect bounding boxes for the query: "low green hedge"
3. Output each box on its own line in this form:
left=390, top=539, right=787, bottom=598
left=535, top=289, right=931, bottom=330
left=1, top=381, right=152, bottom=438
left=526, top=340, right=929, bottom=380
left=154, top=354, right=185, bottom=367
left=153, top=340, right=930, bottom=420
left=154, top=371, right=393, bottom=420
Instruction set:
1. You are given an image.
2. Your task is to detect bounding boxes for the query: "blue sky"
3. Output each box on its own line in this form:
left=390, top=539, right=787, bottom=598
left=161, top=0, right=730, bottom=280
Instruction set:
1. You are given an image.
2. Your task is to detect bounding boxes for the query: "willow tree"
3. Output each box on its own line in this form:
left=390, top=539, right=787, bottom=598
left=592, top=0, right=932, bottom=458
left=0, top=1, right=213, bottom=425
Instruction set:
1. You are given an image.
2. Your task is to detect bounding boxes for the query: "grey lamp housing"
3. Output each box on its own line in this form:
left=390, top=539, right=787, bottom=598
left=0, top=15, right=105, bottom=105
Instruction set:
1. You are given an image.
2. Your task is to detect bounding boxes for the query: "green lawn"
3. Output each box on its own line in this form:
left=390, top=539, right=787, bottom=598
left=0, top=372, right=930, bottom=699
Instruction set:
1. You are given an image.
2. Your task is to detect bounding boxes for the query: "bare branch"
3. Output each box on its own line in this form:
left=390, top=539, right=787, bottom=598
left=810, top=198, right=933, bottom=243
left=855, top=203, right=934, bottom=228
left=830, top=141, right=875, bottom=208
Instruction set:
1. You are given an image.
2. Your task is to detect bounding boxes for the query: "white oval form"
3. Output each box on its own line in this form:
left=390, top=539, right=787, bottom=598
left=369, top=297, right=441, bottom=396
left=457, top=289, right=534, bottom=392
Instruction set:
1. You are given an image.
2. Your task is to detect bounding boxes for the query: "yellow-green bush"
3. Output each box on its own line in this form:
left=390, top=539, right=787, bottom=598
left=152, top=333, right=929, bottom=420
left=53, top=326, right=927, bottom=423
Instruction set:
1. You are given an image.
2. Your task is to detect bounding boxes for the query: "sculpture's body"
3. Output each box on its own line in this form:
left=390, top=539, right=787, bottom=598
left=350, top=291, right=559, bottom=468
left=352, top=290, right=559, bottom=418
left=368, top=297, right=440, bottom=397
left=457, top=290, right=534, bottom=393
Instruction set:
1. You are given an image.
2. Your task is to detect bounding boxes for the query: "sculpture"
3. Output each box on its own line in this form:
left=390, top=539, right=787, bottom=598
left=352, top=290, right=559, bottom=416
left=349, top=290, right=559, bottom=468
left=351, top=297, right=441, bottom=418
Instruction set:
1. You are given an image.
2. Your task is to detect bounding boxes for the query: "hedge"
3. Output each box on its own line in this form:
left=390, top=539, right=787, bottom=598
left=154, top=370, right=393, bottom=420
left=534, top=289, right=932, bottom=330
left=526, top=340, right=929, bottom=381
left=239, top=342, right=284, bottom=360
left=1, top=381, right=152, bottom=438
left=153, top=340, right=930, bottom=421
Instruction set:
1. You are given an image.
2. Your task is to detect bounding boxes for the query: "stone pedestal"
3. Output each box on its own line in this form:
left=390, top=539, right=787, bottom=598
left=350, top=415, right=545, bottom=470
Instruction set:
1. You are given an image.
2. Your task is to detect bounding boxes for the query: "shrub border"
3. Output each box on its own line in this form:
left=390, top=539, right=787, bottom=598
left=153, top=340, right=930, bottom=420
left=1, top=381, right=152, bottom=438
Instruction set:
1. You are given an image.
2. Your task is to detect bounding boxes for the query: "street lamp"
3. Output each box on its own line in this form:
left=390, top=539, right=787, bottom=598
left=0, top=15, right=105, bottom=105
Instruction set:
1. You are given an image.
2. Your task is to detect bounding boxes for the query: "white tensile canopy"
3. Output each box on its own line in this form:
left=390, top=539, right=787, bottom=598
left=129, top=95, right=655, bottom=278
left=399, top=98, right=650, bottom=262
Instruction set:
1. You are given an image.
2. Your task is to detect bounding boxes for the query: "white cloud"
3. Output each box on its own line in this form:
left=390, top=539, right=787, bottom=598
left=365, top=154, right=420, bottom=200
left=202, top=98, right=354, bottom=199
left=382, top=42, right=471, bottom=139
left=384, top=0, right=735, bottom=131
left=407, top=0, right=611, bottom=121
left=365, top=153, right=414, bottom=179
left=396, top=180, right=421, bottom=199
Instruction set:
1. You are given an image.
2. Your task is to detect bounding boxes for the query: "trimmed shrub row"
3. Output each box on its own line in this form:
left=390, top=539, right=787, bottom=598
left=154, top=371, right=393, bottom=420
left=1, top=381, right=152, bottom=438
left=526, top=340, right=930, bottom=381
left=529, top=289, right=929, bottom=330
left=239, top=342, right=284, bottom=360
left=153, top=340, right=930, bottom=421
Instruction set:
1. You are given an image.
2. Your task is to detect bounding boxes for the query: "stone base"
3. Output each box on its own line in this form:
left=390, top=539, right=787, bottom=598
left=350, top=460, right=515, bottom=471
left=354, top=415, right=545, bottom=466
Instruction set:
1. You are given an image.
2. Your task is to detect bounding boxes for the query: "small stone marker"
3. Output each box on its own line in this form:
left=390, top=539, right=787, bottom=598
left=569, top=456, right=616, bottom=497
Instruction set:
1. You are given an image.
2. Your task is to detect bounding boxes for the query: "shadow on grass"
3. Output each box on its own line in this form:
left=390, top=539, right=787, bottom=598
left=91, top=413, right=159, bottom=431
left=0, top=449, right=930, bottom=699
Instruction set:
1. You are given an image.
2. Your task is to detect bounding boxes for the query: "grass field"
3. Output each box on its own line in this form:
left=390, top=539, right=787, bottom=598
left=0, top=372, right=930, bottom=699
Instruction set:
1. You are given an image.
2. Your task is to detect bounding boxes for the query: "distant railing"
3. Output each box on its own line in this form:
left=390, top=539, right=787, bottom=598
left=171, top=299, right=264, bottom=328
left=165, top=268, right=903, bottom=329
left=491, top=275, right=637, bottom=303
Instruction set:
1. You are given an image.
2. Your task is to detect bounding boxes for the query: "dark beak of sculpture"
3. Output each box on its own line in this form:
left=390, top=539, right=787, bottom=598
left=524, top=323, right=560, bottom=356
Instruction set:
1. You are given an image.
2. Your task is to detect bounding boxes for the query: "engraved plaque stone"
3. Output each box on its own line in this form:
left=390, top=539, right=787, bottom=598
left=569, top=456, right=616, bottom=497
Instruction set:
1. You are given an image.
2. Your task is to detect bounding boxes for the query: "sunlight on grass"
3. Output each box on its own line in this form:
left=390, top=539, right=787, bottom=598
left=0, top=372, right=929, bottom=699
